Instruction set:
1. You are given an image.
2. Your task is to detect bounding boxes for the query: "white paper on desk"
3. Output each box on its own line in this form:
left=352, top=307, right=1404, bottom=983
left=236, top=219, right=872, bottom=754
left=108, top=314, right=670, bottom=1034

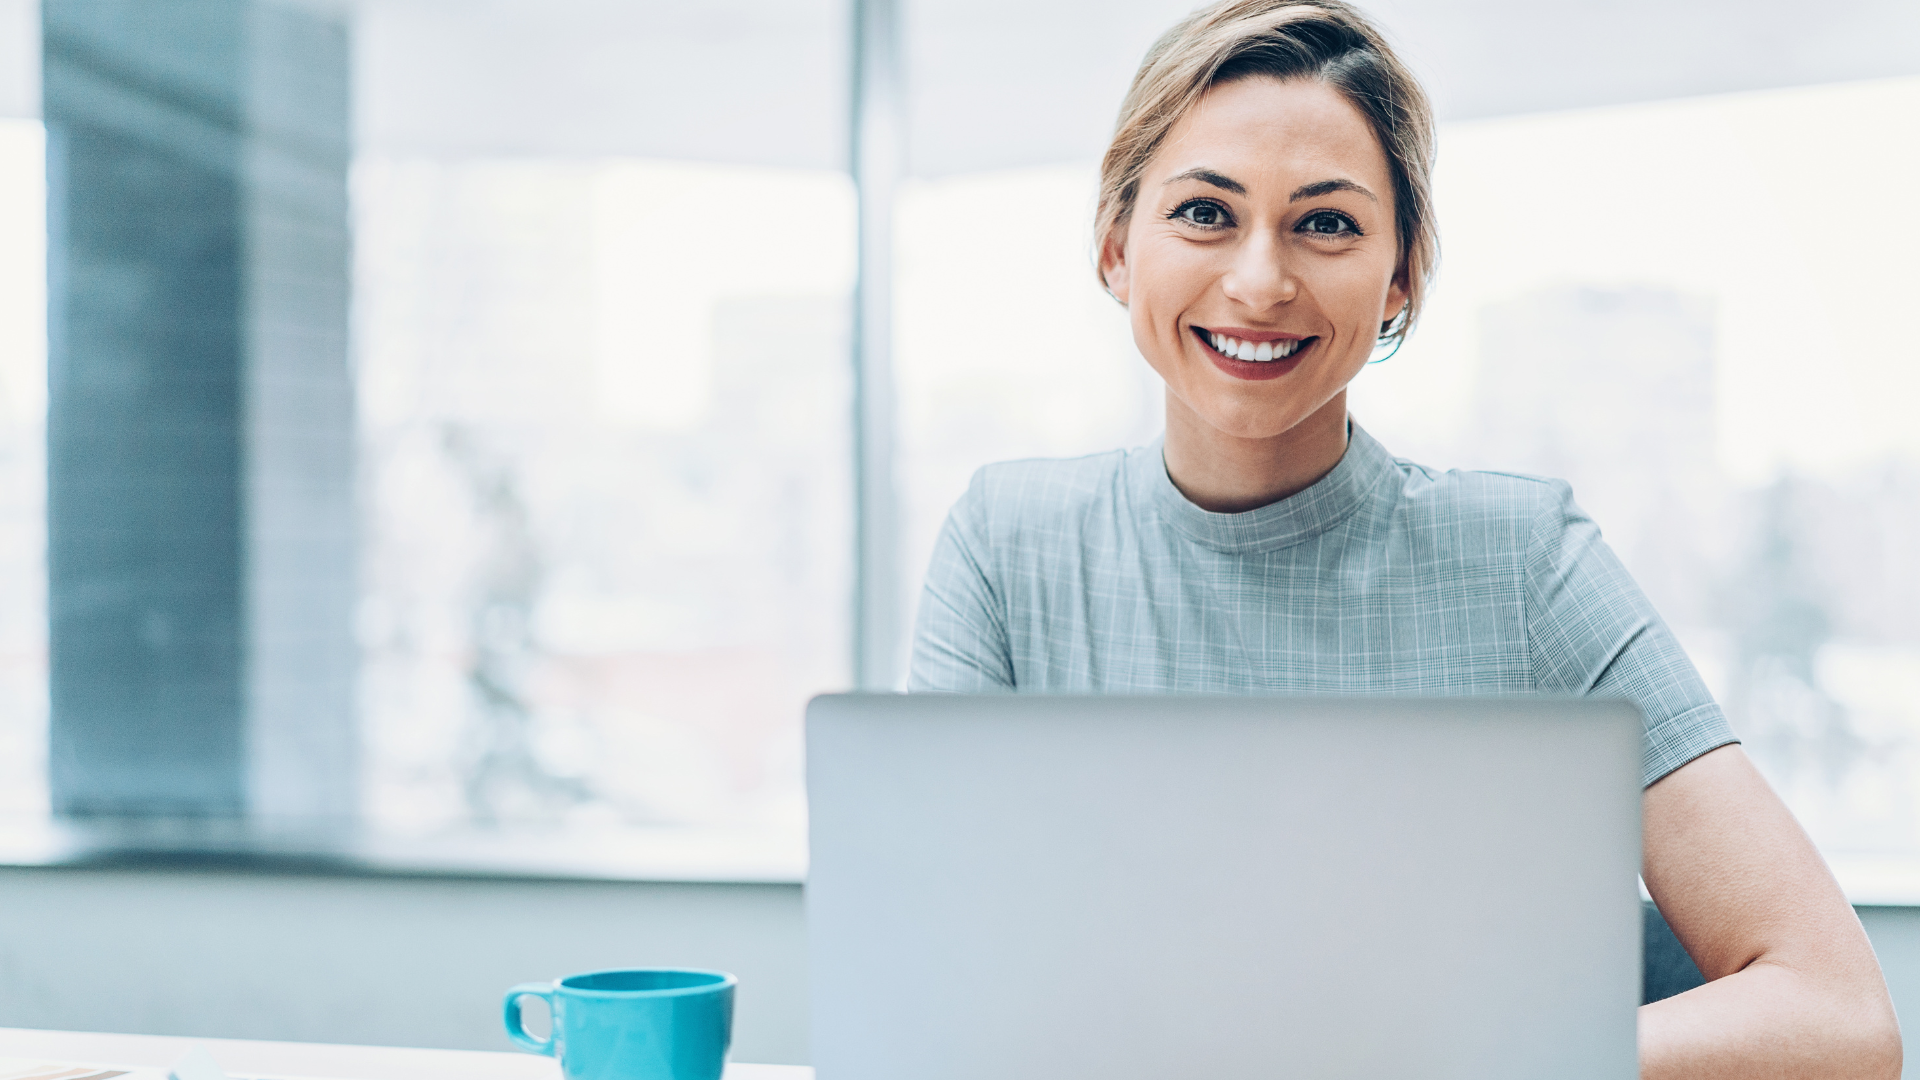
left=0, top=1064, right=277, bottom=1080
left=0, top=1059, right=143, bottom=1079
left=0, top=1059, right=346, bottom=1080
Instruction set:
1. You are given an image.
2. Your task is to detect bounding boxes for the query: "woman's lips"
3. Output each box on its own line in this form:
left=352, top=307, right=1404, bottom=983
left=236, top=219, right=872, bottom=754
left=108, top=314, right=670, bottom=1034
left=1191, top=326, right=1315, bottom=381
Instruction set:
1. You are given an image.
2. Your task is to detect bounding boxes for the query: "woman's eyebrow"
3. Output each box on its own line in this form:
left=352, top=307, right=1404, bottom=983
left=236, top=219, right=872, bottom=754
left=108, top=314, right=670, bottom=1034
left=1290, top=178, right=1376, bottom=202
left=1162, top=167, right=1246, bottom=195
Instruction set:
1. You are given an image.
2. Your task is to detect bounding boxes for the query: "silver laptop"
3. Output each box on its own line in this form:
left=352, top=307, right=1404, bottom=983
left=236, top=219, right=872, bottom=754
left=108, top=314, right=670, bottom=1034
left=806, top=693, right=1642, bottom=1079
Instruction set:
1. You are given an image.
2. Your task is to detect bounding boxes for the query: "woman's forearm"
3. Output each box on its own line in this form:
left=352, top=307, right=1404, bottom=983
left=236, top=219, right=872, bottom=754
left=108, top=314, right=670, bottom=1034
left=1641, top=746, right=1901, bottom=1079
left=1638, top=954, right=1900, bottom=1079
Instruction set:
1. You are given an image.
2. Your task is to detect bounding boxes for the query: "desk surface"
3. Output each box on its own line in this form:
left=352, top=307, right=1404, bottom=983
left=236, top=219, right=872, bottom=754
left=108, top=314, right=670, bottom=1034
left=0, top=1028, right=812, bottom=1080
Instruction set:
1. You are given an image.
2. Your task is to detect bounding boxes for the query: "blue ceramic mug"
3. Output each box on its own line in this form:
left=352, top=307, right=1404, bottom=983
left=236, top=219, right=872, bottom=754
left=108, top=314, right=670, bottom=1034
left=504, top=968, right=735, bottom=1080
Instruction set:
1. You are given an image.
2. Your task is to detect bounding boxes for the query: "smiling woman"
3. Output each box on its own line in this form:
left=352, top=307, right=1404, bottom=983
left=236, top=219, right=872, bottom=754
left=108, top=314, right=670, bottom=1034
left=907, top=1, right=1902, bottom=1077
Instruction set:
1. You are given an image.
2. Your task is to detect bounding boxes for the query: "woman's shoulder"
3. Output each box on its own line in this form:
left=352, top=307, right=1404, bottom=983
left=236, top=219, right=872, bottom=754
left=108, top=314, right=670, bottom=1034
left=1384, top=453, right=1585, bottom=538
left=948, top=446, right=1141, bottom=538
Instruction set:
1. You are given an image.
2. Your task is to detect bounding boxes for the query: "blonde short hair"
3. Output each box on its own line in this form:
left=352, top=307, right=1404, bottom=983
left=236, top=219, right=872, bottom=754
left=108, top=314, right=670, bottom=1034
left=1097, top=0, right=1437, bottom=345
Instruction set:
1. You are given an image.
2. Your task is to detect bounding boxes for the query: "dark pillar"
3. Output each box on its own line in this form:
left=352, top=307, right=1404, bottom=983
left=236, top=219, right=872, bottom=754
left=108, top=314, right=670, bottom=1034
left=44, top=0, right=354, bottom=820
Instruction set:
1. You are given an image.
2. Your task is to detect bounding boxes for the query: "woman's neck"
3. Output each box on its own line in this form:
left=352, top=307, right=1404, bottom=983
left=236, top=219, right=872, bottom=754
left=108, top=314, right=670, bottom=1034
left=1161, top=392, right=1351, bottom=514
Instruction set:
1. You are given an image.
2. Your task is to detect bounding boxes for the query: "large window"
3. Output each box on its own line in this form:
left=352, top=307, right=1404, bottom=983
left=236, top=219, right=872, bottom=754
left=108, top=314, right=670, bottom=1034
left=348, top=0, right=851, bottom=838
left=2, top=0, right=1917, bottom=883
left=354, top=157, right=852, bottom=833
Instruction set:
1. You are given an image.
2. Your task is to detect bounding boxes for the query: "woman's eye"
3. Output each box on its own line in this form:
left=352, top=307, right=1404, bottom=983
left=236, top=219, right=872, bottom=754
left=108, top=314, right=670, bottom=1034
left=1299, top=210, right=1359, bottom=236
left=1170, top=200, right=1232, bottom=228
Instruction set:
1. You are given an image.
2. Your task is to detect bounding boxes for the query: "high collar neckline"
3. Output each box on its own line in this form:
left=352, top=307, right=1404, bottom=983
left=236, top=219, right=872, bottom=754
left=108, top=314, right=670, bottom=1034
left=1132, top=420, right=1396, bottom=554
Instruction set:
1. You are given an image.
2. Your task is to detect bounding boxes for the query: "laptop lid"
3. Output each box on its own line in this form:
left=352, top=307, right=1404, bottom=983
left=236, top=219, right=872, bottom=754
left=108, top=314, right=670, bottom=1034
left=806, top=693, right=1642, bottom=1080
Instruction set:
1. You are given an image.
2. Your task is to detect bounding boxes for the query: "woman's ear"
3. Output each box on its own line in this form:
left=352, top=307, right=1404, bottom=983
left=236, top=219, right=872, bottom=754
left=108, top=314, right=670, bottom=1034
left=1380, top=271, right=1409, bottom=326
left=1099, top=231, right=1131, bottom=306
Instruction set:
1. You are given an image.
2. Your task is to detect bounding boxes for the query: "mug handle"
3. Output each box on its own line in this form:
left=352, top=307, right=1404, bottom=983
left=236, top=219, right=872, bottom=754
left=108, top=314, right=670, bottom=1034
left=503, top=983, right=558, bottom=1056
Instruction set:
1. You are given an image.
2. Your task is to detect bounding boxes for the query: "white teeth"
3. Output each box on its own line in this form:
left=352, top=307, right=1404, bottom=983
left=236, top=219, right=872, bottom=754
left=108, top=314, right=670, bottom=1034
left=1205, top=331, right=1308, bottom=360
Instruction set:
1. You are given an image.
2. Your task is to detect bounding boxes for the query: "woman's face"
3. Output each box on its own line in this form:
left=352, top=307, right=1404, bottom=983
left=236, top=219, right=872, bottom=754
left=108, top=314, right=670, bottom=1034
left=1103, top=76, right=1407, bottom=441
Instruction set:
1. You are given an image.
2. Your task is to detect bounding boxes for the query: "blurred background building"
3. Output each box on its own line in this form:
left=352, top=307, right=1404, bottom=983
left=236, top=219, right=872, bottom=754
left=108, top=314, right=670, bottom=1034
left=0, top=0, right=1917, bottom=1067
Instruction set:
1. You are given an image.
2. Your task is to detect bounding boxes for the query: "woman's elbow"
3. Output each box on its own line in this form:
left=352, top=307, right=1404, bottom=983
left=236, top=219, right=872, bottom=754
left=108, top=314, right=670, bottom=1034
left=1829, top=974, right=1902, bottom=1080
left=1852, top=998, right=1901, bottom=1080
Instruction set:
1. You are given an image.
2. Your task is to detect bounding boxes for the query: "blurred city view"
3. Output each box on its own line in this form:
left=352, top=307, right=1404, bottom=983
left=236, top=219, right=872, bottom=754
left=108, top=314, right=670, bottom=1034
left=352, top=158, right=853, bottom=833
left=0, top=42, right=1915, bottom=867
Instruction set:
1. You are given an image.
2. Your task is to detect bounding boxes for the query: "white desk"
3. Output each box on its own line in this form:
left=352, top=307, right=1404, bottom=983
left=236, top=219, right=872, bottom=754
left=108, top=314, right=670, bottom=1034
left=0, top=1028, right=812, bottom=1080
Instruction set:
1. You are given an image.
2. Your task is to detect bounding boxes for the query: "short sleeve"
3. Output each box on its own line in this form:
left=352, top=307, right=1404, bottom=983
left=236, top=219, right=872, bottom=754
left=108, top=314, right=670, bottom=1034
left=908, top=472, right=1016, bottom=692
left=1524, top=481, right=1738, bottom=787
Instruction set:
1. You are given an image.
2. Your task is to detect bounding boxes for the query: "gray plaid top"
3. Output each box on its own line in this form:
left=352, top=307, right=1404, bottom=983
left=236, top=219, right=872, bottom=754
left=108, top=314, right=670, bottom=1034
left=909, top=422, right=1737, bottom=787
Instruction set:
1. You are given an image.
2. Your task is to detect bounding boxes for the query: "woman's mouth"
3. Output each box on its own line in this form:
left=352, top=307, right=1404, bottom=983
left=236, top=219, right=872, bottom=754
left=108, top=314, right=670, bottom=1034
left=1191, top=326, right=1316, bottom=381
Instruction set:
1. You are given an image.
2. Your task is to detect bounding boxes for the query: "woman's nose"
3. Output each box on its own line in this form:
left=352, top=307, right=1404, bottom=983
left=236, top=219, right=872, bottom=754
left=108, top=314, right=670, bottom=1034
left=1220, top=231, right=1295, bottom=310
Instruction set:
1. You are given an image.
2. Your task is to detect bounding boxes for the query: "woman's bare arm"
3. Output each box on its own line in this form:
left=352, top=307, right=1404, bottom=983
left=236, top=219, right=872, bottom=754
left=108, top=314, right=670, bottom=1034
left=1639, top=744, right=1901, bottom=1079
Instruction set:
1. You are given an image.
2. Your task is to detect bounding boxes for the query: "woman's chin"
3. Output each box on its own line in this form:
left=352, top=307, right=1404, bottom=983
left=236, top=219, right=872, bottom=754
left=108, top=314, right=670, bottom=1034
left=1189, top=402, right=1315, bottom=442
left=1159, top=365, right=1346, bottom=444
